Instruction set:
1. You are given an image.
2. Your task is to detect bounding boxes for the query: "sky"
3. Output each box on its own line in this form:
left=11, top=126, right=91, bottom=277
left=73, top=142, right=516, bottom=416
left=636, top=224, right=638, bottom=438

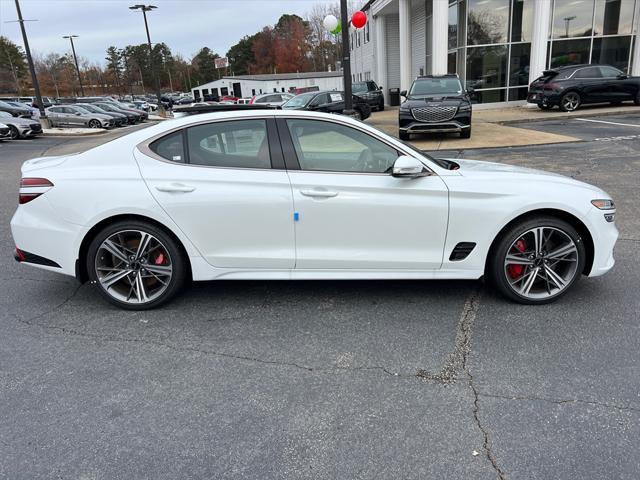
left=0, top=0, right=347, bottom=65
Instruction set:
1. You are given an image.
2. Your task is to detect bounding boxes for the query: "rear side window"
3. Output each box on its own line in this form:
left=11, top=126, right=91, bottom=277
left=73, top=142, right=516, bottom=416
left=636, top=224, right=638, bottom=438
left=150, top=131, right=185, bottom=163
left=186, top=119, right=271, bottom=169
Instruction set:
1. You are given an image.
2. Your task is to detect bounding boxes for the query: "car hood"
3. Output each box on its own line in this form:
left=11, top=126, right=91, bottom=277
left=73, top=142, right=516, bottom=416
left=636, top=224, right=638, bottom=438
left=0, top=116, right=34, bottom=126
left=446, top=158, right=603, bottom=193
left=405, top=95, right=466, bottom=106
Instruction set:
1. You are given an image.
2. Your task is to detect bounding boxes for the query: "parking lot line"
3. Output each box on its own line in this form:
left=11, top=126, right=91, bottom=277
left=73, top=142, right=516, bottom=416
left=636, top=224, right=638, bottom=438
left=575, top=118, right=640, bottom=128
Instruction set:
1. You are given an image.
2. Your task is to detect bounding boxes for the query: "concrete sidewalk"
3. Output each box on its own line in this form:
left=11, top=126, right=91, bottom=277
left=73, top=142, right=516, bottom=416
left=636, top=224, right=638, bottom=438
left=365, top=102, right=639, bottom=150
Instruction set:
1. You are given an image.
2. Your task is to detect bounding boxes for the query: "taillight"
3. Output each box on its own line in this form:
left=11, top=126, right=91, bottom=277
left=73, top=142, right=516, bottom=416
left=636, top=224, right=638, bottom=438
left=249, top=96, right=256, bottom=105
left=543, top=82, right=560, bottom=91
left=19, top=177, right=53, bottom=204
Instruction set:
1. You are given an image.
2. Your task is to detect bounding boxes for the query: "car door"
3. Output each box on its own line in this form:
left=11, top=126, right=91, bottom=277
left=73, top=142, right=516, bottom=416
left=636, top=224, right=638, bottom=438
left=572, top=66, right=606, bottom=103
left=599, top=66, right=632, bottom=101
left=135, top=117, right=295, bottom=269
left=47, top=107, right=64, bottom=126
left=278, top=117, right=449, bottom=270
left=62, top=107, right=82, bottom=126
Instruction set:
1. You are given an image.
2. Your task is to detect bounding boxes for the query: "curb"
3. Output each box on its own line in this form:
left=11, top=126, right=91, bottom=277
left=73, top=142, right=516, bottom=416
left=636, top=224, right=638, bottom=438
left=426, top=138, right=585, bottom=154
left=43, top=129, right=109, bottom=137
left=494, top=106, right=639, bottom=125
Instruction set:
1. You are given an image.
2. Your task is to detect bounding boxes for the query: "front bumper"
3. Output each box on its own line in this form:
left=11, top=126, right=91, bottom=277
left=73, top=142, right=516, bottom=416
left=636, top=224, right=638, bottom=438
left=399, top=109, right=472, bottom=133
left=586, top=206, right=619, bottom=277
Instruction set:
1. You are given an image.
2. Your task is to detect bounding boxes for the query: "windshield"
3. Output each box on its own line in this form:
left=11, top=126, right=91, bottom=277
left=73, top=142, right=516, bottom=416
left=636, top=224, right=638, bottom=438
left=352, top=83, right=367, bottom=93
left=79, top=104, right=98, bottom=113
left=0, top=100, right=17, bottom=108
left=97, top=104, right=115, bottom=111
left=282, top=93, right=315, bottom=109
left=0, top=111, right=11, bottom=118
left=409, top=77, right=463, bottom=96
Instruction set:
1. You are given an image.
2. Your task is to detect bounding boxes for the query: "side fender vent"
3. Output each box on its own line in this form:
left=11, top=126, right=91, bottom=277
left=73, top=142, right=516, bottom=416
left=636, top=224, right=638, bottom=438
left=449, top=242, right=476, bottom=261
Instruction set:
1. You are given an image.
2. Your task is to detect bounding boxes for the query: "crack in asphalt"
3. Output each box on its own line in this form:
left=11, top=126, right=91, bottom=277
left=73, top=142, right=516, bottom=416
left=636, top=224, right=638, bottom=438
left=478, top=392, right=640, bottom=414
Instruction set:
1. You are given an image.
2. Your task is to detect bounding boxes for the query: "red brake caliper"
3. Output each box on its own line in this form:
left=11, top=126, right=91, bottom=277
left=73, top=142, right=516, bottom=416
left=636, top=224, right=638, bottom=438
left=154, top=252, right=165, bottom=265
left=507, top=239, right=527, bottom=279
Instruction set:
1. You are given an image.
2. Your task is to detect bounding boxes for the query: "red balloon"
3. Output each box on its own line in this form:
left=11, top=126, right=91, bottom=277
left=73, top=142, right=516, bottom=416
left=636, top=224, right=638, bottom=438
left=352, top=10, right=367, bottom=29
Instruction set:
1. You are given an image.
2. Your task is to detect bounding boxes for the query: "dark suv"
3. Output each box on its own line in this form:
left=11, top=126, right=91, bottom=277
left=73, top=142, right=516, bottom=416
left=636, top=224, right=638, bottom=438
left=282, top=91, right=371, bottom=120
left=352, top=81, right=385, bottom=111
left=399, top=75, right=472, bottom=140
left=527, top=64, right=640, bottom=112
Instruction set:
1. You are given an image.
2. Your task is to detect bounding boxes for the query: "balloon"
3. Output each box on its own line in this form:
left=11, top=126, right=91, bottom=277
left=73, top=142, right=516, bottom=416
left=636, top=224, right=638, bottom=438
left=352, top=10, right=367, bottom=29
left=330, top=22, right=342, bottom=35
left=323, top=14, right=339, bottom=32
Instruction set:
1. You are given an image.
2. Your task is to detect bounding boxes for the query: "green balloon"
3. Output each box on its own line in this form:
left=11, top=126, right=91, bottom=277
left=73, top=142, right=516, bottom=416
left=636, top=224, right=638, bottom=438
left=331, top=22, right=341, bottom=35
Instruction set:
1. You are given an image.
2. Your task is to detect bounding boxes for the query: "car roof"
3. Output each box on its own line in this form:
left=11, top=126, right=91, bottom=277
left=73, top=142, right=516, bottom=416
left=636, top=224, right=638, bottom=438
left=416, top=74, right=459, bottom=79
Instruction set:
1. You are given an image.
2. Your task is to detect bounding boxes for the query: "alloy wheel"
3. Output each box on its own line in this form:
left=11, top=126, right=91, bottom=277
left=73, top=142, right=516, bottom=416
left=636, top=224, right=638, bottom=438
left=94, top=230, right=173, bottom=305
left=89, top=119, right=101, bottom=128
left=9, top=126, right=19, bottom=140
left=561, top=93, right=580, bottom=111
left=503, top=226, right=579, bottom=300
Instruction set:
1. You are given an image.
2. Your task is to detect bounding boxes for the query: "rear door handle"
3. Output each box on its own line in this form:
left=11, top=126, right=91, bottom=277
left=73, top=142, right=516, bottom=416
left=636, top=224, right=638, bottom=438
left=300, top=189, right=338, bottom=198
left=155, top=183, right=195, bottom=193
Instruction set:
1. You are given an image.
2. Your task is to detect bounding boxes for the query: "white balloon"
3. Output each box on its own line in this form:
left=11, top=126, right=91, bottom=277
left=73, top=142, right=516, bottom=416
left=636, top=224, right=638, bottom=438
left=323, top=14, right=338, bottom=31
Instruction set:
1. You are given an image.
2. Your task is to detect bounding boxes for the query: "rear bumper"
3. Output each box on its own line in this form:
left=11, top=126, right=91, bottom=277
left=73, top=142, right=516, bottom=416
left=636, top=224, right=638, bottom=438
left=527, top=91, right=562, bottom=106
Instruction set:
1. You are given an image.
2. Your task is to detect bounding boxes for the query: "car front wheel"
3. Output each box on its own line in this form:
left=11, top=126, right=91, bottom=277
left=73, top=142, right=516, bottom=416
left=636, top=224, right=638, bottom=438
left=88, top=119, right=101, bottom=128
left=87, top=221, right=187, bottom=310
left=559, top=91, right=581, bottom=112
left=488, top=216, right=585, bottom=304
left=8, top=125, right=20, bottom=140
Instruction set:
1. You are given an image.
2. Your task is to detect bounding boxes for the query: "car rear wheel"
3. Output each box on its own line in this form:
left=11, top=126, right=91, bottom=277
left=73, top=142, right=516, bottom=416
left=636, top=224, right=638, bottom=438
left=8, top=125, right=20, bottom=140
left=88, top=119, right=101, bottom=128
left=633, top=91, right=640, bottom=106
left=488, top=216, right=585, bottom=304
left=87, top=221, right=187, bottom=310
left=559, top=92, right=581, bottom=112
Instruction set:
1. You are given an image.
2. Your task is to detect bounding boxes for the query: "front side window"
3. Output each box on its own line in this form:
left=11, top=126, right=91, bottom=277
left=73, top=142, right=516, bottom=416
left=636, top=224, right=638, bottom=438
left=599, top=66, right=622, bottom=78
left=286, top=119, right=399, bottom=174
left=186, top=119, right=271, bottom=169
left=573, top=66, right=602, bottom=78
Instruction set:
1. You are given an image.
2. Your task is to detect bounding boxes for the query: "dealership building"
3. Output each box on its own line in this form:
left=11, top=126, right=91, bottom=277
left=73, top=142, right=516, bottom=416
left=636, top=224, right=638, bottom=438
left=350, top=0, right=640, bottom=105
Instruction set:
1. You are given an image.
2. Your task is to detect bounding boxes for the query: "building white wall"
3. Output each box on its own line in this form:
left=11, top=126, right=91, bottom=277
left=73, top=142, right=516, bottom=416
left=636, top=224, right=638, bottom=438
left=349, top=23, right=375, bottom=82
left=192, top=76, right=343, bottom=100
left=385, top=14, right=401, bottom=90
left=410, top=0, right=427, bottom=79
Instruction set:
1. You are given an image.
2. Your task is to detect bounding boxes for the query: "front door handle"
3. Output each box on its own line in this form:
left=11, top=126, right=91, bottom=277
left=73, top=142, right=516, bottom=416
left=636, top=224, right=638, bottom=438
left=155, top=183, right=196, bottom=193
left=300, top=189, right=338, bottom=198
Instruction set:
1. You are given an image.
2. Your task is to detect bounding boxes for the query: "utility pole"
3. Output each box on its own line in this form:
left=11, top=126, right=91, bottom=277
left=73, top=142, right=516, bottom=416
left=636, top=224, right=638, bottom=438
left=340, top=0, right=353, bottom=115
left=63, top=35, right=84, bottom=96
left=11, top=0, right=48, bottom=124
left=129, top=4, right=164, bottom=115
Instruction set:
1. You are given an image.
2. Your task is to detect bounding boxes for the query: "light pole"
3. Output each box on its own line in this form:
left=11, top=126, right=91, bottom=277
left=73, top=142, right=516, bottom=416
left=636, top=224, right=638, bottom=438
left=129, top=4, right=164, bottom=114
left=62, top=35, right=84, bottom=96
left=339, top=0, right=353, bottom=115
left=563, top=16, right=576, bottom=38
left=10, top=0, right=48, bottom=124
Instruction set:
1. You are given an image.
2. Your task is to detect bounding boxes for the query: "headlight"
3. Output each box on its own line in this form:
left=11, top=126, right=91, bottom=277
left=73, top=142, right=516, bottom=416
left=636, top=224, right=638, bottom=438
left=591, top=199, right=615, bottom=210
left=458, top=103, right=471, bottom=112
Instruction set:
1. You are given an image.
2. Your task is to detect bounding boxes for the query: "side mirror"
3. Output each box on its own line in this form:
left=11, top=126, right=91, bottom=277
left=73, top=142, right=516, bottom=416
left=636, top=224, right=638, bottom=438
left=617, top=74, right=628, bottom=80
left=391, top=156, right=429, bottom=178
left=378, top=85, right=383, bottom=90
left=400, top=90, right=407, bottom=97
left=467, top=87, right=475, bottom=94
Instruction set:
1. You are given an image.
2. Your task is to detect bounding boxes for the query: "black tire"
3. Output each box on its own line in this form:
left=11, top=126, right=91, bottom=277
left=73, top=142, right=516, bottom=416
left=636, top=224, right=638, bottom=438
left=378, top=101, right=385, bottom=111
left=487, top=215, right=586, bottom=305
left=537, top=103, right=553, bottom=110
left=460, top=127, right=472, bottom=139
left=8, top=125, right=20, bottom=140
left=399, top=130, right=410, bottom=141
left=559, top=91, right=581, bottom=112
left=88, top=119, right=101, bottom=129
left=86, top=220, right=187, bottom=310
left=633, top=91, right=640, bottom=106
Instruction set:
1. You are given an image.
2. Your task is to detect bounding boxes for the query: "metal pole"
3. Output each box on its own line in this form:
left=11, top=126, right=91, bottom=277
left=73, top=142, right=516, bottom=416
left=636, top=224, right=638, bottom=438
left=140, top=7, right=164, bottom=113
left=67, top=36, right=84, bottom=96
left=13, top=0, right=47, bottom=121
left=340, top=0, right=353, bottom=114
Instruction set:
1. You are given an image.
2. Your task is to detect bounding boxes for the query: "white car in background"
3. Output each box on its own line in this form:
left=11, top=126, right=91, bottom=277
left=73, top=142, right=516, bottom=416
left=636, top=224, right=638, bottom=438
left=249, top=92, right=295, bottom=107
left=11, top=110, right=618, bottom=309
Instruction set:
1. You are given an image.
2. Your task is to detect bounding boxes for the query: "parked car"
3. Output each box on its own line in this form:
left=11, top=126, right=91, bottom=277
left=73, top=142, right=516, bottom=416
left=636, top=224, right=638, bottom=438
left=399, top=74, right=472, bottom=140
left=18, top=96, right=54, bottom=108
left=110, top=101, right=148, bottom=120
left=4, top=101, right=40, bottom=118
left=76, top=103, right=127, bottom=127
left=527, top=64, right=640, bottom=112
left=352, top=81, right=385, bottom=111
left=10, top=109, right=618, bottom=309
left=94, top=103, right=141, bottom=124
left=0, top=122, right=10, bottom=140
left=0, top=111, right=42, bottom=138
left=46, top=105, right=114, bottom=128
left=131, top=100, right=150, bottom=112
left=249, top=93, right=295, bottom=107
left=282, top=91, right=371, bottom=120
left=0, top=100, right=33, bottom=118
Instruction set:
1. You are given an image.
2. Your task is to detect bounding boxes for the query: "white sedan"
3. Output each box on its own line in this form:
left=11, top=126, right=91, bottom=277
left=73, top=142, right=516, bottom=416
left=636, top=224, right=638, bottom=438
left=11, top=110, right=618, bottom=309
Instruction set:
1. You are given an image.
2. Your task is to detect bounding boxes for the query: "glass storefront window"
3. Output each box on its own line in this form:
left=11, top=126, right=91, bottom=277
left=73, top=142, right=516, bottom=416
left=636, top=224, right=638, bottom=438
left=449, top=3, right=458, bottom=49
left=594, top=0, right=636, bottom=35
left=471, top=88, right=506, bottom=103
left=552, top=0, right=595, bottom=39
left=509, top=43, right=531, bottom=86
left=592, top=35, right=632, bottom=71
left=550, top=38, right=592, bottom=67
left=467, top=0, right=510, bottom=45
left=448, top=52, right=458, bottom=74
left=511, top=0, right=535, bottom=42
left=508, top=87, right=529, bottom=101
left=466, top=45, right=508, bottom=89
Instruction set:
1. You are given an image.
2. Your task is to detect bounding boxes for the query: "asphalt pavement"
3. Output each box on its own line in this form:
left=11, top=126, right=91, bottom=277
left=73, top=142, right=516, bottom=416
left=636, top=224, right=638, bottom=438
left=1, top=115, right=639, bottom=479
